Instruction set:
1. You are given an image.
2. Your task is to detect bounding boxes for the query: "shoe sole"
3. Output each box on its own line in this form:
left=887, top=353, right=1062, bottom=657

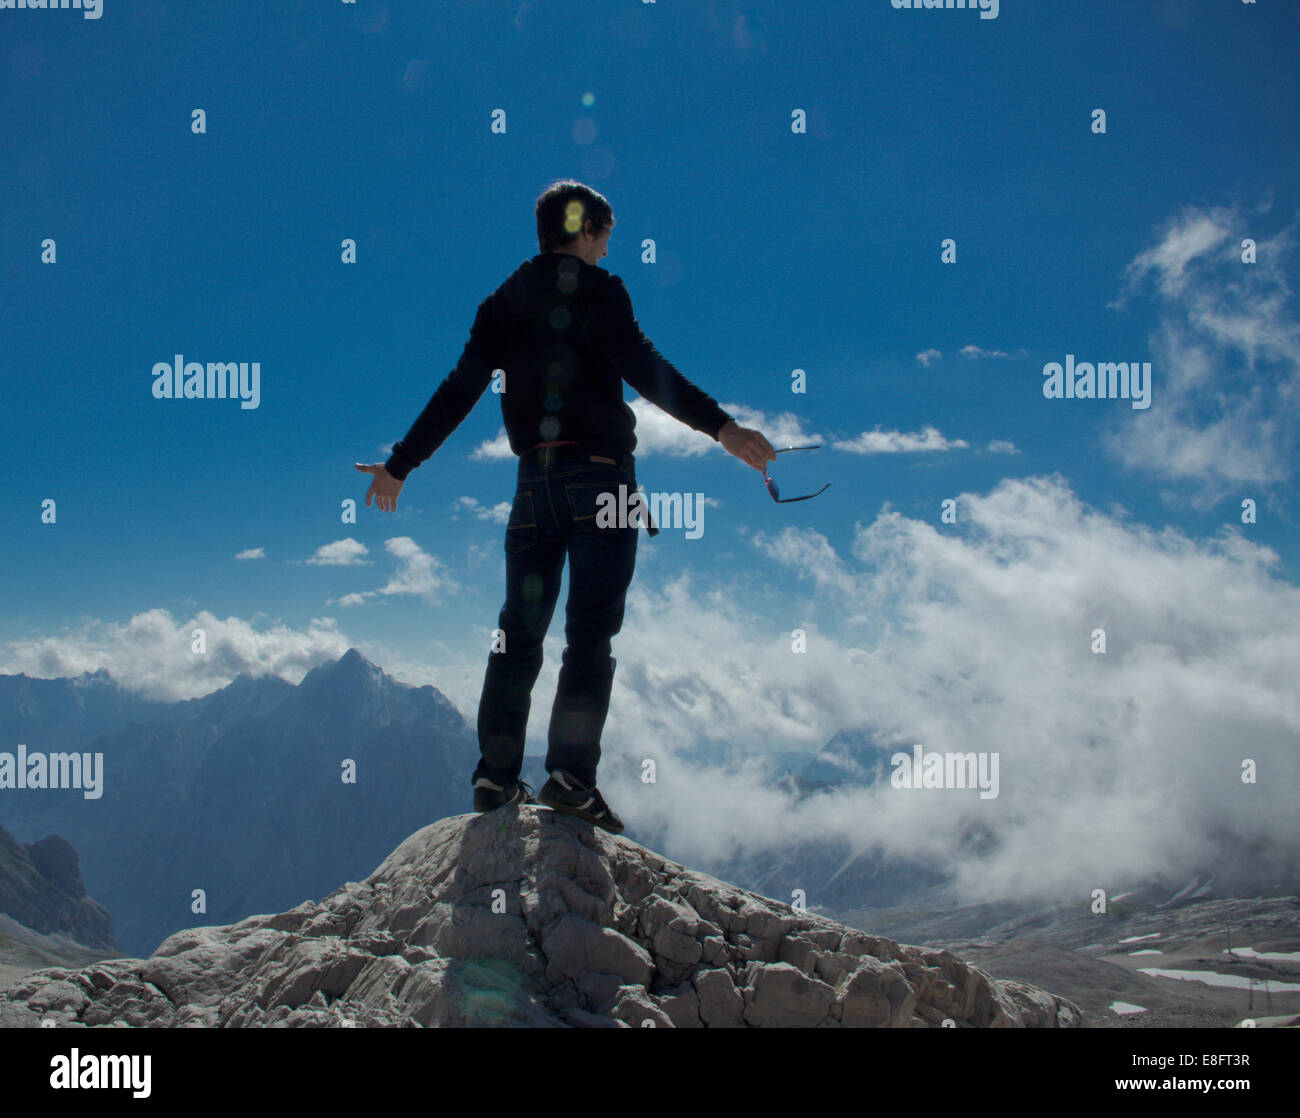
left=474, top=787, right=536, bottom=812
left=538, top=795, right=623, bottom=834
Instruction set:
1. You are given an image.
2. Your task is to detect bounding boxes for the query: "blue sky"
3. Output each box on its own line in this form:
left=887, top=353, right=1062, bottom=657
left=3, top=1, right=1300, bottom=881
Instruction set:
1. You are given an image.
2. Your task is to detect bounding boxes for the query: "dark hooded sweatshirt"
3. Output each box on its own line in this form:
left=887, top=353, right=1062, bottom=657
left=383, top=252, right=733, bottom=482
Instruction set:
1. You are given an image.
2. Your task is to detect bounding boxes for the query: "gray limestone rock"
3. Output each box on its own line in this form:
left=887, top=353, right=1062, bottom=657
left=0, top=808, right=1083, bottom=1028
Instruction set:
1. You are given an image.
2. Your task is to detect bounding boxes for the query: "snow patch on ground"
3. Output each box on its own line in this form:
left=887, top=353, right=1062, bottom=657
left=1223, top=948, right=1300, bottom=963
left=1137, top=968, right=1300, bottom=992
left=1109, top=1000, right=1147, bottom=1015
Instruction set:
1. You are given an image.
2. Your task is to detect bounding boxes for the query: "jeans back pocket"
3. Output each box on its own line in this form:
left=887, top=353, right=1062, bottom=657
left=504, top=489, right=538, bottom=553
left=564, top=475, right=638, bottom=536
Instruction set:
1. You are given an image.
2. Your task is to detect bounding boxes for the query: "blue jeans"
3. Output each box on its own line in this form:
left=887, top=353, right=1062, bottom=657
left=473, top=447, right=639, bottom=790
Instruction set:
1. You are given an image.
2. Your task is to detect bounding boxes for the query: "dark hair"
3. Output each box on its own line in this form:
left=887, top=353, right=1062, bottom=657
left=535, top=179, right=614, bottom=253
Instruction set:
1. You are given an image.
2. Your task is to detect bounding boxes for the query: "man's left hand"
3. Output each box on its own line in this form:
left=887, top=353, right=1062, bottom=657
left=355, top=462, right=404, bottom=512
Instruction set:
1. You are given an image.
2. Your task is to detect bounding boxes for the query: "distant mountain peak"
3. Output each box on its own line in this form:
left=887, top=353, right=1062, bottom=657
left=298, top=648, right=381, bottom=691
left=71, top=667, right=115, bottom=687
left=331, top=647, right=376, bottom=674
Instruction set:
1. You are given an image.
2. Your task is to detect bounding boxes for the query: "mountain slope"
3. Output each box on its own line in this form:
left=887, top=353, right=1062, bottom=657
left=0, top=825, right=118, bottom=952
left=837, top=889, right=1300, bottom=1027
left=0, top=808, right=1082, bottom=1028
left=0, top=668, right=176, bottom=757
left=1, top=649, right=480, bottom=956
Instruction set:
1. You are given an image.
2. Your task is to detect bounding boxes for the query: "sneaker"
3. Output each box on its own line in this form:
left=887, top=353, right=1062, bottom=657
left=473, top=776, right=536, bottom=813
left=538, top=770, right=624, bottom=834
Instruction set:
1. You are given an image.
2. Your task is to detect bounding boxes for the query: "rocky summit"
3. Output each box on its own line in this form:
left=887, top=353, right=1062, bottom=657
left=0, top=808, right=1083, bottom=1028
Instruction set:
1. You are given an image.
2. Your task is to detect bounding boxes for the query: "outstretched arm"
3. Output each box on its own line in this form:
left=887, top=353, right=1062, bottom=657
left=384, top=297, right=499, bottom=482
left=593, top=275, right=775, bottom=471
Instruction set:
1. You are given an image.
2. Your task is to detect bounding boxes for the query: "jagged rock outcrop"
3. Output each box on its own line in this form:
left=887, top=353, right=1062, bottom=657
left=0, top=826, right=118, bottom=952
left=0, top=809, right=1083, bottom=1028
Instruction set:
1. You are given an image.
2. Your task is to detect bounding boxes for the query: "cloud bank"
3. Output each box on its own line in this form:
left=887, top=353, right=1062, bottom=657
left=4, top=473, right=1296, bottom=905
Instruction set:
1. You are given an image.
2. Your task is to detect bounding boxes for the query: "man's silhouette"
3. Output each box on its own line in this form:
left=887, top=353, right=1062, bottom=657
left=356, top=180, right=775, bottom=833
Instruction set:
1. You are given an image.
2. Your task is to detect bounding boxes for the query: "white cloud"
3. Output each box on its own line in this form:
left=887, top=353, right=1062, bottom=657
left=452, top=496, right=511, bottom=524
left=0, top=609, right=351, bottom=702
left=832, top=425, right=969, bottom=454
left=576, top=473, right=1300, bottom=903
left=234, top=547, right=265, bottom=560
left=623, top=398, right=718, bottom=457
left=303, top=538, right=371, bottom=566
left=374, top=537, right=457, bottom=601
left=916, top=345, right=1026, bottom=365
left=470, top=429, right=513, bottom=460
left=319, top=537, right=459, bottom=608
left=1112, top=205, right=1234, bottom=304
left=751, top=527, right=858, bottom=599
left=960, top=344, right=1026, bottom=360
left=1104, top=199, right=1300, bottom=500
left=987, top=439, right=1019, bottom=454
left=0, top=538, right=460, bottom=697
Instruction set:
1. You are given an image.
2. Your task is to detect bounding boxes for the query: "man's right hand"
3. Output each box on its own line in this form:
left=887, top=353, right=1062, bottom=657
left=718, top=419, right=777, bottom=472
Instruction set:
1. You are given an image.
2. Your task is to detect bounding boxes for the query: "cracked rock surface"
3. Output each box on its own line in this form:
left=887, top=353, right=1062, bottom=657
left=0, top=809, right=1083, bottom=1028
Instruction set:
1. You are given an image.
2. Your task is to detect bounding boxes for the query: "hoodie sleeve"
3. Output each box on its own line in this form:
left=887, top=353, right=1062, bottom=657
left=385, top=296, right=499, bottom=481
left=593, top=274, right=732, bottom=441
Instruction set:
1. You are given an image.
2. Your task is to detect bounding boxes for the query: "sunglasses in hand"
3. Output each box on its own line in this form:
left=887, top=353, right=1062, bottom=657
left=763, top=445, right=831, bottom=503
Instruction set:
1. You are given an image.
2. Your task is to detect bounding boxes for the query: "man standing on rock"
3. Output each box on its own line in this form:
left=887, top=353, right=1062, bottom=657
left=356, top=179, right=775, bottom=834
